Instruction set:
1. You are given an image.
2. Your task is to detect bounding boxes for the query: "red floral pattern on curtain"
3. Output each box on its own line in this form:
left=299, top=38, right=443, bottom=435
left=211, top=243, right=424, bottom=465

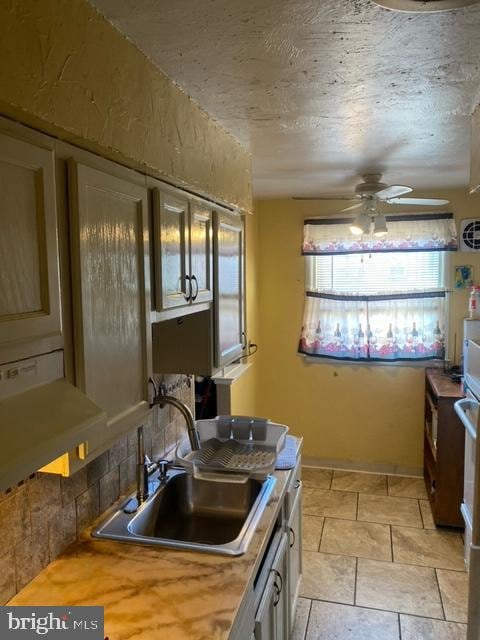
left=298, top=292, right=446, bottom=362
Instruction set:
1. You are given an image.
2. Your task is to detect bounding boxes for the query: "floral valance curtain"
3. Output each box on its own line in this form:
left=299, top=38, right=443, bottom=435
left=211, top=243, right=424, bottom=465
left=303, top=213, right=457, bottom=255
left=299, top=213, right=456, bottom=363
left=299, top=291, right=446, bottom=361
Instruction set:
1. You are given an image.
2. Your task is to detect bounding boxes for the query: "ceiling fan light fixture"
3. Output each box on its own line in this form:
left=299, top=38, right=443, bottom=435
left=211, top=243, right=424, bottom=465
left=373, top=215, right=388, bottom=237
left=350, top=212, right=371, bottom=236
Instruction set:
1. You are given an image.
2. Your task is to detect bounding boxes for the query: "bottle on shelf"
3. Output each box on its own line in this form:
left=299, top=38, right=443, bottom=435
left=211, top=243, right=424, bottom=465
left=469, top=285, right=480, bottom=319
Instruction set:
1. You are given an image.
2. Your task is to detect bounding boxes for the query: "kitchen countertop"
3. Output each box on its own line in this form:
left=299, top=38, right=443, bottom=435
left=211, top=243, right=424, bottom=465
left=9, top=439, right=301, bottom=640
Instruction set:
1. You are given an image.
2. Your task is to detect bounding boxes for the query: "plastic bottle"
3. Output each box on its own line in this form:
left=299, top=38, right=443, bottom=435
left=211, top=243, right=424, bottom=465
left=469, top=286, right=480, bottom=319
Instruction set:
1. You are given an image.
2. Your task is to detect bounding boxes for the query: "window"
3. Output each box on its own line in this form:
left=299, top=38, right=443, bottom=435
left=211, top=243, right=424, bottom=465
left=311, top=252, right=444, bottom=294
left=299, top=214, right=457, bottom=363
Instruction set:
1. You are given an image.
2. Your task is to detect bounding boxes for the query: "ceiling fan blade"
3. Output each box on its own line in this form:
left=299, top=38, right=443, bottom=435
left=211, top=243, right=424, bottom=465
left=386, top=197, right=450, bottom=206
left=376, top=185, right=413, bottom=200
left=292, top=195, right=356, bottom=201
left=340, top=202, right=364, bottom=213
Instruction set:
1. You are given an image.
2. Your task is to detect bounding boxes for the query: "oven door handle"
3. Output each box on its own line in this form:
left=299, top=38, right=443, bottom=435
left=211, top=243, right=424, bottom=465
left=454, top=398, right=479, bottom=440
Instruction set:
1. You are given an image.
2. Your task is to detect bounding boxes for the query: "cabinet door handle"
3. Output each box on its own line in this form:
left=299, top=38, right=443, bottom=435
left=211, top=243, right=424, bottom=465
left=289, top=526, right=296, bottom=548
left=184, top=275, right=191, bottom=301
left=191, top=274, right=199, bottom=301
left=273, top=569, right=283, bottom=595
left=293, top=479, right=301, bottom=490
left=273, top=582, right=280, bottom=606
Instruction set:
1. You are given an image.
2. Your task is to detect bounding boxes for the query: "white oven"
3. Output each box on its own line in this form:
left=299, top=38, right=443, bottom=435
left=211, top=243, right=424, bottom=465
left=455, top=338, right=480, bottom=640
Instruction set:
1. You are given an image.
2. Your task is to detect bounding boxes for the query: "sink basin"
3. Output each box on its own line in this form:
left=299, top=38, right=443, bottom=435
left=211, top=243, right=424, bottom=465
left=93, top=469, right=276, bottom=556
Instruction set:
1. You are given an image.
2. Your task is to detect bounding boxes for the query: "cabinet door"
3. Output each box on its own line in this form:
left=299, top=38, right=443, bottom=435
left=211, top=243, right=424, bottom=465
left=153, top=190, right=190, bottom=310
left=189, top=201, right=213, bottom=305
left=272, top=531, right=289, bottom=640
left=255, top=532, right=288, bottom=640
left=0, top=132, right=61, bottom=359
left=254, top=573, right=276, bottom=640
left=287, top=483, right=303, bottom=633
left=69, top=161, right=152, bottom=440
left=214, top=211, right=245, bottom=367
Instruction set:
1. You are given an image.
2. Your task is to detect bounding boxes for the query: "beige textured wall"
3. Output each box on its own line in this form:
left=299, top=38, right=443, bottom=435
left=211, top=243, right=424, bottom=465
left=0, top=0, right=252, bottom=212
left=255, top=191, right=480, bottom=473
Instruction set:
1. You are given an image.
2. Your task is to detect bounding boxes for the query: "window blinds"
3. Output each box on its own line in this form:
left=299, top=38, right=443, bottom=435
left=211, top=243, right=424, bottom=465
left=312, top=252, right=443, bottom=294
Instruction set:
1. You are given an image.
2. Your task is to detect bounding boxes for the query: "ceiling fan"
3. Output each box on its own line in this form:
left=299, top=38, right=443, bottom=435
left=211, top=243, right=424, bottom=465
left=294, top=173, right=450, bottom=236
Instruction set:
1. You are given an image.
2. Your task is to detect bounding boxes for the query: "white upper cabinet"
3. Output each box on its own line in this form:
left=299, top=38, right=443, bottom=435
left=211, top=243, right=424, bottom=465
left=189, top=201, right=213, bottom=305
left=153, top=190, right=190, bottom=310
left=0, top=131, right=62, bottom=362
left=68, top=160, right=152, bottom=442
left=214, top=210, right=245, bottom=368
left=152, top=187, right=213, bottom=317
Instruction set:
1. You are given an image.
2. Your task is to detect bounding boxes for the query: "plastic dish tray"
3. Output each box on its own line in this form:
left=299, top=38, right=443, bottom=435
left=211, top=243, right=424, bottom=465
left=175, top=416, right=288, bottom=481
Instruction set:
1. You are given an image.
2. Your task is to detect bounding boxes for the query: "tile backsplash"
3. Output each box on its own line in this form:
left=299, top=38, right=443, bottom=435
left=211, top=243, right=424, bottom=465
left=0, top=375, right=193, bottom=604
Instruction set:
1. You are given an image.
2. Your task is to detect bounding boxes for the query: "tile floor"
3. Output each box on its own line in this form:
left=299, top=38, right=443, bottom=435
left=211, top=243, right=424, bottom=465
left=293, top=467, right=469, bottom=640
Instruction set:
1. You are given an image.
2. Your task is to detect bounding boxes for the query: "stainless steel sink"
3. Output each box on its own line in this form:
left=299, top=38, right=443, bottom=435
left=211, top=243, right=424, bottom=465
left=93, top=469, right=276, bottom=555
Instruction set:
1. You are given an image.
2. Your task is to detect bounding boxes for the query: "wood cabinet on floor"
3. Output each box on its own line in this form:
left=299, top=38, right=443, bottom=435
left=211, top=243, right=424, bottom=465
left=424, top=369, right=465, bottom=528
left=0, top=128, right=62, bottom=364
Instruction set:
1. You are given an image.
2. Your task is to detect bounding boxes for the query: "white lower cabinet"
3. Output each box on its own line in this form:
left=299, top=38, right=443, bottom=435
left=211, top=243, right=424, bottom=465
left=231, top=458, right=303, bottom=640
left=255, top=532, right=289, bottom=640
left=255, top=572, right=278, bottom=640
left=286, top=477, right=302, bottom=632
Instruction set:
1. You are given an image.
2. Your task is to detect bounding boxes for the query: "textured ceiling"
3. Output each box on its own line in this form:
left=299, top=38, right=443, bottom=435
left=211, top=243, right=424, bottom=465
left=90, top=0, right=480, bottom=197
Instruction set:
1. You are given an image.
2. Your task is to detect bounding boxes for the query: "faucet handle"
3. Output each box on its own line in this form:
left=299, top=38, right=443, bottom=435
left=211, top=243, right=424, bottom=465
left=157, top=459, right=172, bottom=482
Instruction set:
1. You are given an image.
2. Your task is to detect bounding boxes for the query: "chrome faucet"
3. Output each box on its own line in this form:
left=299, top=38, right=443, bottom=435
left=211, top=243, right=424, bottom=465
left=124, top=424, right=159, bottom=513
left=149, top=378, right=200, bottom=451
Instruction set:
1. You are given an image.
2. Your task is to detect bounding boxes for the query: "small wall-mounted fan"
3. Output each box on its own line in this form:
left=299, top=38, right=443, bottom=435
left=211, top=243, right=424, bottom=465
left=460, top=219, right=480, bottom=251
left=293, top=173, right=449, bottom=212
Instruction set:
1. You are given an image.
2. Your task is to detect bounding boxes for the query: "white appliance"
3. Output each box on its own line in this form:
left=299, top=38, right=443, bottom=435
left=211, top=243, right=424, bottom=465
left=464, top=320, right=480, bottom=374
left=455, top=338, right=480, bottom=640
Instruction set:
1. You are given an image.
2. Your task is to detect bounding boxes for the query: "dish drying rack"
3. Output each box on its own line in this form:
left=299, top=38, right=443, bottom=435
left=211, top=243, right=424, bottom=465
left=175, top=416, right=288, bottom=482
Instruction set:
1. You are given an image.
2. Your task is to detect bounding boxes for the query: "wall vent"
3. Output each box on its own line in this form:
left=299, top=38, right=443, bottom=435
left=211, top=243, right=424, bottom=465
left=460, top=219, right=480, bottom=252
